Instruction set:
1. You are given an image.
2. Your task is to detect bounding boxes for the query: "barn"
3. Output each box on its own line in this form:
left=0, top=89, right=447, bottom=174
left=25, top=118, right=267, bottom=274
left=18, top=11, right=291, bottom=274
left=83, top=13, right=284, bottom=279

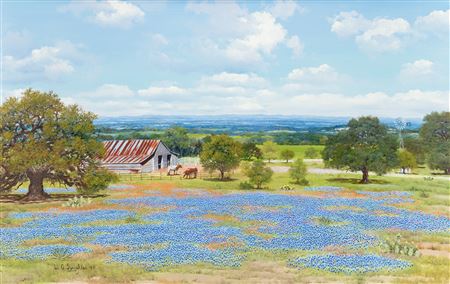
left=101, top=139, right=178, bottom=173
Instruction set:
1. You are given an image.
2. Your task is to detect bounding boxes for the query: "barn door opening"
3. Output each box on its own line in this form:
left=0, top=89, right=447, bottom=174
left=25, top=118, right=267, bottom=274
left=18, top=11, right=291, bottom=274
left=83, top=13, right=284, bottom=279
left=167, top=154, right=172, bottom=167
left=158, top=155, right=163, bottom=169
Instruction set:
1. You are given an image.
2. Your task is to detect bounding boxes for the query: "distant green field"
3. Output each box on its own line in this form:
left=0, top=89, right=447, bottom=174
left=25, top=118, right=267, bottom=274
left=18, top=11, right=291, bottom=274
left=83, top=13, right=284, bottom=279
left=258, top=144, right=324, bottom=159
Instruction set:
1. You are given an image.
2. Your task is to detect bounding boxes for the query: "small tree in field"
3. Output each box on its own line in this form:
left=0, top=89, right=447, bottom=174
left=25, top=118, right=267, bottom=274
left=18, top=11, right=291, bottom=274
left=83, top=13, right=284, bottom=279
left=280, top=149, right=295, bottom=163
left=0, top=89, right=117, bottom=200
left=304, top=147, right=319, bottom=159
left=241, top=142, right=263, bottom=161
left=261, top=141, right=277, bottom=163
left=200, top=134, right=242, bottom=180
left=322, top=116, right=398, bottom=183
left=289, top=159, right=308, bottom=185
left=398, top=150, right=417, bottom=174
left=243, top=159, right=273, bottom=189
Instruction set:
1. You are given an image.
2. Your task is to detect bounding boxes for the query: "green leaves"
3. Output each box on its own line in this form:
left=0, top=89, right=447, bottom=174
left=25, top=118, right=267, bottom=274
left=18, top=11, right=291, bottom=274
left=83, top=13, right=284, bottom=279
left=323, top=116, right=399, bottom=182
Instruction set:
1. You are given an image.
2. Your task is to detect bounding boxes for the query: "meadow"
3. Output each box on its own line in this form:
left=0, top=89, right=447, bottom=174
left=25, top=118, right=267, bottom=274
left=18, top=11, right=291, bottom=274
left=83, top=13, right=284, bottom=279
left=1, top=165, right=449, bottom=284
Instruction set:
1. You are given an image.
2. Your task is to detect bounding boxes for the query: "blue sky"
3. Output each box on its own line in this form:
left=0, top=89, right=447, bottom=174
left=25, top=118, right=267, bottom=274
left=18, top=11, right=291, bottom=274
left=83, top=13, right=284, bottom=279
left=2, top=0, right=449, bottom=118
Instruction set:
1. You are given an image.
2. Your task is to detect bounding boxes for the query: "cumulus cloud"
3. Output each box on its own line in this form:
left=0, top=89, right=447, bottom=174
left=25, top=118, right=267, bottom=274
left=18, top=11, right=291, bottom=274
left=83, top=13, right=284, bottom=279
left=330, top=11, right=411, bottom=52
left=186, top=1, right=301, bottom=66
left=64, top=67, right=446, bottom=118
left=286, top=35, right=303, bottom=57
left=284, top=64, right=350, bottom=92
left=268, top=0, right=304, bottom=20
left=3, top=41, right=84, bottom=82
left=415, top=9, right=450, bottom=36
left=400, top=59, right=434, bottom=79
left=61, top=0, right=145, bottom=28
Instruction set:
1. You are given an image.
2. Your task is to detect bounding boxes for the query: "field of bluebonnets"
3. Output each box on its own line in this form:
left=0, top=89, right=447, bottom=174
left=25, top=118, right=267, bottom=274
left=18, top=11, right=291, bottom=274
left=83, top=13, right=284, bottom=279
left=1, top=175, right=450, bottom=283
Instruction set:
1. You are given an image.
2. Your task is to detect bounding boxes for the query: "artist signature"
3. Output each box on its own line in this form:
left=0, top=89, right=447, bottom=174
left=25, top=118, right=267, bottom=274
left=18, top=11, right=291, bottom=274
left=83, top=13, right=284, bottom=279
left=53, top=263, right=96, bottom=272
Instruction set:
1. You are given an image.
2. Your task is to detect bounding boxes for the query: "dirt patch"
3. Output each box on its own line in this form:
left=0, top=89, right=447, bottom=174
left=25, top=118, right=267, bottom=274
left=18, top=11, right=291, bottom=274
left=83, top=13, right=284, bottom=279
left=418, top=242, right=450, bottom=258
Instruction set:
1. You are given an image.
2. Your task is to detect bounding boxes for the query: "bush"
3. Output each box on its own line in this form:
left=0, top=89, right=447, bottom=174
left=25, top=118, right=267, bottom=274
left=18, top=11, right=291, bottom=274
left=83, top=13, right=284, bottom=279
left=244, top=160, right=273, bottom=189
left=289, top=159, right=309, bottom=184
left=239, top=181, right=254, bottom=190
left=304, top=147, right=319, bottom=159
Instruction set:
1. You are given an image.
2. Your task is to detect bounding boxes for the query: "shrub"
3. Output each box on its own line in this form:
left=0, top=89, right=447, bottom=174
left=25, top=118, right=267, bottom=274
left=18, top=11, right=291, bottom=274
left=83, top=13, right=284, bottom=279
left=244, top=160, right=273, bottom=189
left=239, top=181, right=254, bottom=190
left=304, top=147, right=319, bottom=159
left=289, top=159, right=308, bottom=184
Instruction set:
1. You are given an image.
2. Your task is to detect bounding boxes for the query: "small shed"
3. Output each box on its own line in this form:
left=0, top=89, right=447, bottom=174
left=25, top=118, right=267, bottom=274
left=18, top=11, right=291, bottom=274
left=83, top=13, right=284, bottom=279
left=101, top=139, right=178, bottom=173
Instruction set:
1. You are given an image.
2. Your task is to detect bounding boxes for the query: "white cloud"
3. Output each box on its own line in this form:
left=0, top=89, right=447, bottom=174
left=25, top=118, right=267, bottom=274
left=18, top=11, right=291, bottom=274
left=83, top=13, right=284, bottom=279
left=330, top=11, right=370, bottom=37
left=286, top=35, right=303, bottom=57
left=268, top=0, right=303, bottom=20
left=225, top=12, right=287, bottom=64
left=137, top=86, right=187, bottom=99
left=285, top=64, right=350, bottom=92
left=201, top=72, right=266, bottom=86
left=3, top=41, right=83, bottom=82
left=61, top=0, right=145, bottom=28
left=400, top=59, right=434, bottom=79
left=330, top=11, right=412, bottom=52
left=415, top=9, right=450, bottom=35
left=331, top=9, right=449, bottom=52
left=186, top=2, right=299, bottom=66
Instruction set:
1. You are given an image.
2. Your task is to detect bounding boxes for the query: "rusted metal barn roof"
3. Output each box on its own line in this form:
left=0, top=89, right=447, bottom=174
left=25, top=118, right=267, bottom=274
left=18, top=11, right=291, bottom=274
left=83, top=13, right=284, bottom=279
left=102, top=139, right=161, bottom=164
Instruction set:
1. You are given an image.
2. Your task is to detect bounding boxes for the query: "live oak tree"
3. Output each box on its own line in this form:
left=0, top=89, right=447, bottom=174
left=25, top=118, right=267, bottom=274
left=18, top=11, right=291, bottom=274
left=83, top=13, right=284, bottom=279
left=322, top=116, right=398, bottom=183
left=200, top=134, right=242, bottom=180
left=419, top=111, right=450, bottom=174
left=0, top=89, right=117, bottom=201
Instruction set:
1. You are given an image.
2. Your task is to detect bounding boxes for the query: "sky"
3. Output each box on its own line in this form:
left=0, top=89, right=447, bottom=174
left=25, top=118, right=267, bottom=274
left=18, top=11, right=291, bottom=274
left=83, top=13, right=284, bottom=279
left=2, top=0, right=449, bottom=118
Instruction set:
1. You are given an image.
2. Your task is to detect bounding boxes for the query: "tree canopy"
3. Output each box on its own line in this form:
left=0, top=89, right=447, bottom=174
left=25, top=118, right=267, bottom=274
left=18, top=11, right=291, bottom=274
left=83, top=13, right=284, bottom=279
left=261, top=141, right=277, bottom=163
left=280, top=149, right=295, bottom=163
left=199, top=134, right=242, bottom=180
left=398, top=149, right=417, bottom=174
left=322, top=116, right=398, bottom=183
left=0, top=89, right=116, bottom=200
left=419, top=111, right=449, bottom=174
left=289, top=159, right=308, bottom=185
left=243, top=159, right=273, bottom=189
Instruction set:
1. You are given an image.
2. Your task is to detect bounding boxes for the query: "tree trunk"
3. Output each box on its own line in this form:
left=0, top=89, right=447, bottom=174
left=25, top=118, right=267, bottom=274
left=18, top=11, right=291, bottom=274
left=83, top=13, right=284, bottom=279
left=219, top=171, right=225, bottom=180
left=360, top=167, right=369, bottom=184
left=21, top=170, right=49, bottom=201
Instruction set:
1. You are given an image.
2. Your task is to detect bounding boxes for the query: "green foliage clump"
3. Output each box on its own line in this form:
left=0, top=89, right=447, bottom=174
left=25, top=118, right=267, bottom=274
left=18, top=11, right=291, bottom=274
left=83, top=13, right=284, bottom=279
left=261, top=141, right=278, bottom=163
left=200, top=134, right=242, bottom=180
left=419, top=111, right=450, bottom=174
left=380, top=234, right=420, bottom=257
left=397, top=149, right=417, bottom=174
left=304, top=147, right=319, bottom=159
left=241, top=142, right=262, bottom=161
left=289, top=159, right=309, bottom=185
left=239, top=181, right=254, bottom=190
left=242, top=159, right=273, bottom=189
left=280, top=149, right=295, bottom=163
left=323, top=116, right=398, bottom=183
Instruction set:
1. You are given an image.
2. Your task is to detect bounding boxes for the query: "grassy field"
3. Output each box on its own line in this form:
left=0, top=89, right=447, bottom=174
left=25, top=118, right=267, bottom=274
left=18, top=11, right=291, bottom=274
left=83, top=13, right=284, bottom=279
left=1, top=165, right=449, bottom=283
